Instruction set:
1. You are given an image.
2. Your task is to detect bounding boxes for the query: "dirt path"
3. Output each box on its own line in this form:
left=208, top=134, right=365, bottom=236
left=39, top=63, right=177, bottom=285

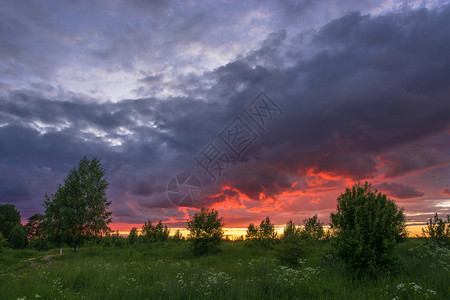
left=27, top=254, right=60, bottom=266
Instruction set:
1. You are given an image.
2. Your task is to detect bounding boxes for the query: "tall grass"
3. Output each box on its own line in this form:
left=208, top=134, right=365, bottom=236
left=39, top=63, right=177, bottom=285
left=0, top=239, right=448, bottom=299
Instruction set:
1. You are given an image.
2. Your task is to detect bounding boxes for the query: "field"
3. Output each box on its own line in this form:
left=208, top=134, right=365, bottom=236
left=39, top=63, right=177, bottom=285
left=0, top=239, right=448, bottom=299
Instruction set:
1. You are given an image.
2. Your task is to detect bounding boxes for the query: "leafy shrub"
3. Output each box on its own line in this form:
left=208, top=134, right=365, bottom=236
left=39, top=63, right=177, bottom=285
left=275, top=220, right=304, bottom=267
left=422, top=213, right=449, bottom=246
left=330, top=182, right=407, bottom=276
left=171, top=229, right=184, bottom=242
left=300, top=215, right=325, bottom=240
left=0, top=232, right=5, bottom=250
left=275, top=236, right=305, bottom=267
left=128, top=227, right=139, bottom=245
left=111, top=230, right=126, bottom=247
left=142, top=220, right=170, bottom=243
left=8, top=224, right=28, bottom=249
left=28, top=236, right=52, bottom=250
left=0, top=204, right=21, bottom=239
left=187, top=207, right=224, bottom=256
left=245, top=217, right=278, bottom=249
left=283, top=219, right=301, bottom=239
left=100, top=231, right=113, bottom=247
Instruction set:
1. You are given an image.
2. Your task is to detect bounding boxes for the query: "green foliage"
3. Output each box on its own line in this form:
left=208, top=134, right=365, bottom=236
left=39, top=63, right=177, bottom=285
left=330, top=182, right=407, bottom=276
left=43, top=156, right=112, bottom=251
left=2, top=239, right=447, bottom=299
left=282, top=219, right=301, bottom=239
left=0, top=204, right=21, bottom=239
left=100, top=232, right=113, bottom=247
left=275, top=219, right=305, bottom=267
left=300, top=215, right=325, bottom=240
left=8, top=224, right=28, bottom=249
left=1, top=239, right=449, bottom=299
left=141, top=220, right=170, bottom=242
left=275, top=235, right=305, bottom=268
left=245, top=223, right=259, bottom=240
left=422, top=213, right=449, bottom=246
left=0, top=232, right=5, bottom=250
left=28, top=236, right=52, bottom=250
left=111, top=231, right=126, bottom=247
left=245, top=217, right=278, bottom=249
left=187, top=207, right=224, bottom=255
left=25, top=213, right=51, bottom=250
left=25, top=213, right=45, bottom=240
left=172, top=229, right=184, bottom=242
left=128, top=227, right=139, bottom=245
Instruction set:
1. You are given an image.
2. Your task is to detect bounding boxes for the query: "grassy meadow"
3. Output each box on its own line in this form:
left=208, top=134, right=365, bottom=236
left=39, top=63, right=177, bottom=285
left=0, top=239, right=448, bottom=300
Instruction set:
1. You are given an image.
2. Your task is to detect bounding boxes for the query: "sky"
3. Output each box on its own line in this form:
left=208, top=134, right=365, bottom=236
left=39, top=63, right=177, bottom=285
left=1, top=0, right=449, bottom=234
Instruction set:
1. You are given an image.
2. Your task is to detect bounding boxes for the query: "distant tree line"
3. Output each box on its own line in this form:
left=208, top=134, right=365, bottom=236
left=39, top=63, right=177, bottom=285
left=1, top=156, right=449, bottom=277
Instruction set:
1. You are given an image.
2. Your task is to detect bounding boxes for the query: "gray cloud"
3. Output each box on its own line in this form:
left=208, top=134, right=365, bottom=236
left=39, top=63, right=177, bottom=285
left=377, top=182, right=425, bottom=199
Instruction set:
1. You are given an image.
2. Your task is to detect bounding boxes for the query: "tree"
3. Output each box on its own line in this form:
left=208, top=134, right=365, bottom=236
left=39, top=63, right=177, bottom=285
left=245, top=217, right=278, bottom=248
left=111, top=230, right=126, bottom=247
left=141, top=220, right=170, bottom=242
left=283, top=219, right=301, bottom=239
left=128, top=227, right=138, bottom=245
left=43, top=156, right=112, bottom=252
left=8, top=224, right=27, bottom=249
left=422, top=213, right=449, bottom=246
left=25, top=213, right=45, bottom=240
left=275, top=219, right=304, bottom=267
left=259, top=217, right=277, bottom=239
left=0, top=204, right=21, bottom=239
left=330, top=182, right=407, bottom=276
left=154, top=221, right=170, bottom=242
left=246, top=223, right=259, bottom=240
left=172, top=229, right=184, bottom=242
left=187, top=207, right=224, bottom=255
left=300, top=215, right=325, bottom=240
left=25, top=213, right=50, bottom=250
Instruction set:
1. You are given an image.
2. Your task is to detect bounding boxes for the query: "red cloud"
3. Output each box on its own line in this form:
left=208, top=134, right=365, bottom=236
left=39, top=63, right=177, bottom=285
left=440, top=187, right=450, bottom=196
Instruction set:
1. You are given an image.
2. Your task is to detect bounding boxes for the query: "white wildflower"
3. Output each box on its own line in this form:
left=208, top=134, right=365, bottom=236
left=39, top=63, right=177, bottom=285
left=426, top=289, right=437, bottom=295
left=396, top=283, right=405, bottom=289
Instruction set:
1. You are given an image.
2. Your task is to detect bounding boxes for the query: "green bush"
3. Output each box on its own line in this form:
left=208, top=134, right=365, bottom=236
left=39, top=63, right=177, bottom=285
left=128, top=227, right=139, bottom=245
left=0, top=232, right=5, bottom=250
left=330, top=182, right=406, bottom=276
left=100, top=232, right=113, bottom=247
left=245, top=217, right=278, bottom=249
left=111, top=231, right=126, bottom=247
left=171, top=229, right=184, bottom=242
left=141, top=220, right=170, bottom=243
left=0, top=204, right=21, bottom=239
left=28, top=237, right=52, bottom=250
left=422, top=213, right=449, bottom=246
left=8, top=224, right=28, bottom=249
left=300, top=215, right=325, bottom=240
left=275, top=219, right=304, bottom=267
left=187, top=207, right=224, bottom=256
left=283, top=219, right=301, bottom=239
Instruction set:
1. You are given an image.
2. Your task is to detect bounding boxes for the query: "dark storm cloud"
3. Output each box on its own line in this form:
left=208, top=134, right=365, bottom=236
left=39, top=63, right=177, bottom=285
left=201, top=5, right=450, bottom=203
left=1, top=2, right=450, bottom=224
left=379, top=148, right=448, bottom=178
left=377, top=182, right=425, bottom=199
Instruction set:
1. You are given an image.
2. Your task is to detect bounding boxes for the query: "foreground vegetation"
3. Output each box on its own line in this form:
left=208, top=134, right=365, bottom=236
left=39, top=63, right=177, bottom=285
left=1, top=161, right=448, bottom=299
left=0, top=239, right=448, bottom=299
